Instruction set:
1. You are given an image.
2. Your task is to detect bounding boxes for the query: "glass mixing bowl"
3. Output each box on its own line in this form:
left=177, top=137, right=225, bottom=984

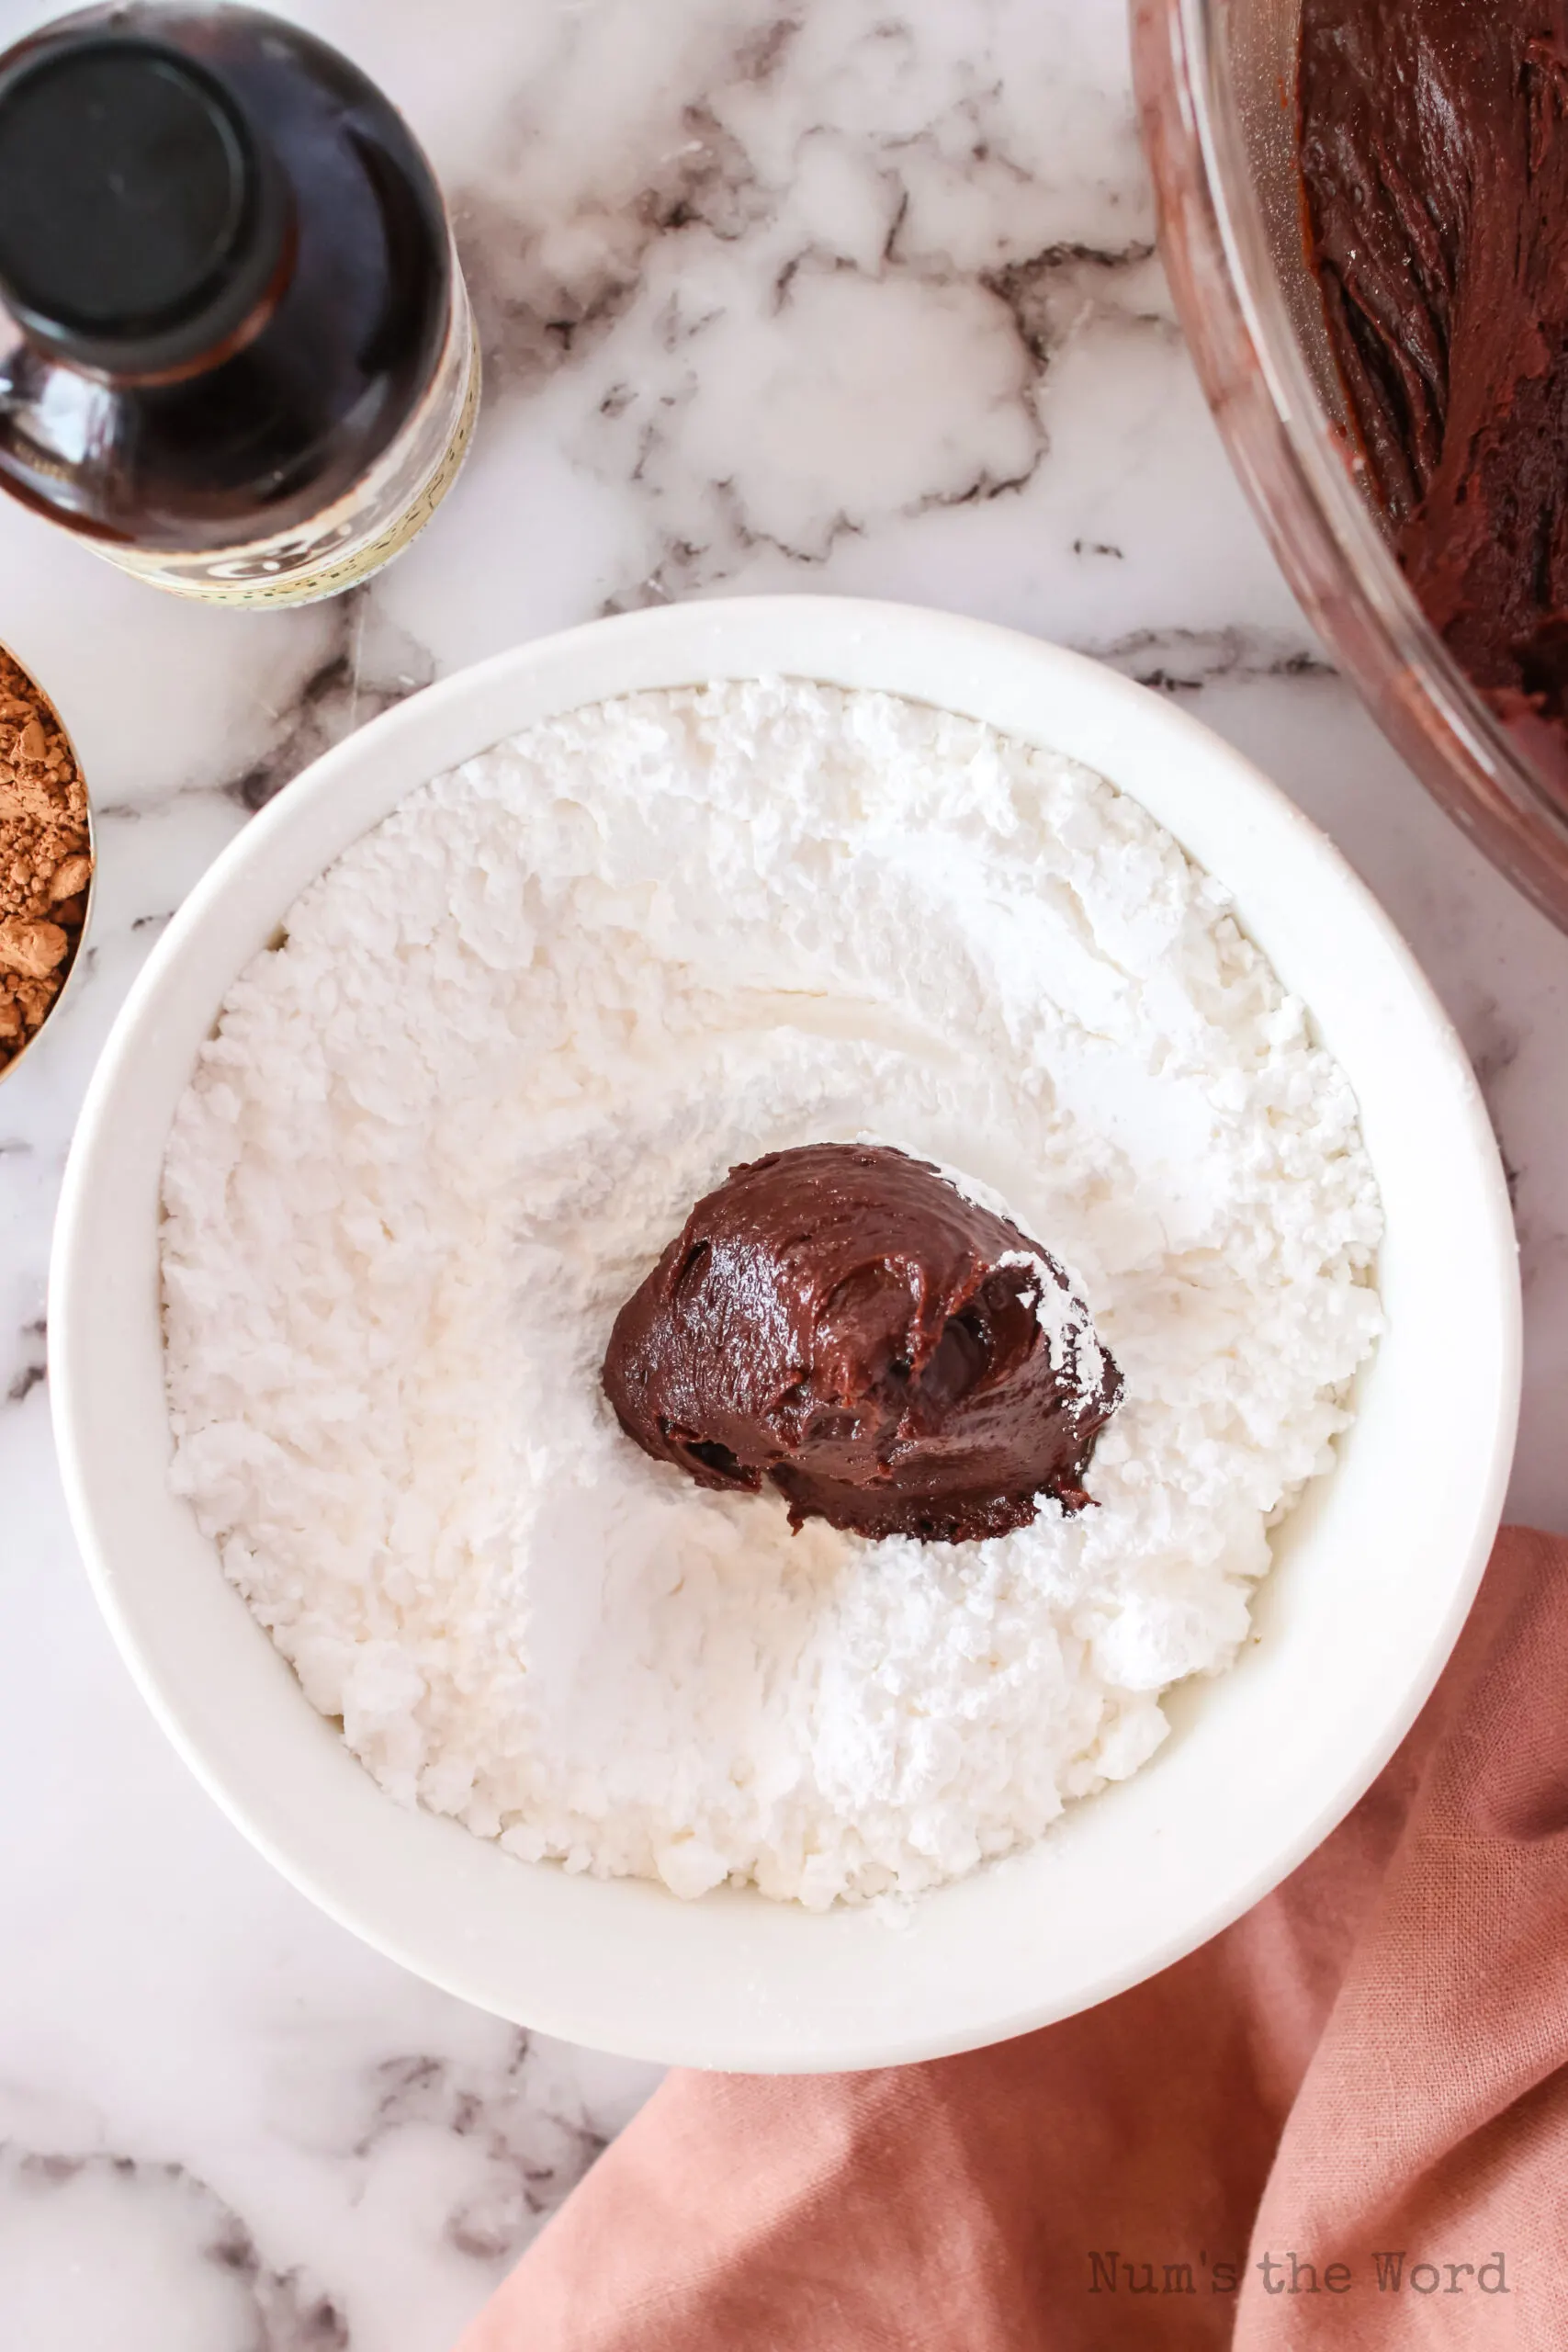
left=1132, top=0, right=1568, bottom=932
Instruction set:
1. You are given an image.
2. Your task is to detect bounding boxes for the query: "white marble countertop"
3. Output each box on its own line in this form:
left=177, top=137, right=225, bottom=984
left=2, top=2, right=1564, bottom=2345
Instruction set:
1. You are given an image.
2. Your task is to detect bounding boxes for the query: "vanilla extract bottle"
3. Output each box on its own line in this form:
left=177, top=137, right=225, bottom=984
left=0, top=3, right=479, bottom=605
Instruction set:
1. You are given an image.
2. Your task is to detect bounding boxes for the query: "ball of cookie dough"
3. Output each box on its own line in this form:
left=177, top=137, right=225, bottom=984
left=602, top=1142, right=1122, bottom=1544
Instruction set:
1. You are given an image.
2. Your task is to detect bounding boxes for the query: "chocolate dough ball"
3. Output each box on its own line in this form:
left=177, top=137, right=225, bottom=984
left=602, top=1143, right=1122, bottom=1544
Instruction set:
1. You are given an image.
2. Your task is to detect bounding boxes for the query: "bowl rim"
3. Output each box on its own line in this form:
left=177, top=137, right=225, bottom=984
left=1131, top=0, right=1568, bottom=934
left=49, top=594, right=1522, bottom=2070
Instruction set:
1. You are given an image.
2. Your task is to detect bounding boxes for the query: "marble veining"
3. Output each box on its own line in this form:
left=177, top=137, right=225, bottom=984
left=1, top=0, right=1565, bottom=2346
left=0, top=2139, right=349, bottom=2351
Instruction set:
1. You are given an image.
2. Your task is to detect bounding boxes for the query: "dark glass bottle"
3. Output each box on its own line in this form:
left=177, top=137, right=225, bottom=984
left=0, top=3, right=479, bottom=605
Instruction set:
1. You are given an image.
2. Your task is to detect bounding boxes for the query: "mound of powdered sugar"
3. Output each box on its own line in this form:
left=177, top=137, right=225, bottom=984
left=161, top=681, right=1383, bottom=1909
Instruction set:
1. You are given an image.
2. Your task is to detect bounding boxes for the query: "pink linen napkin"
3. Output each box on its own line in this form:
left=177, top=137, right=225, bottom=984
left=457, top=1526, right=1568, bottom=2347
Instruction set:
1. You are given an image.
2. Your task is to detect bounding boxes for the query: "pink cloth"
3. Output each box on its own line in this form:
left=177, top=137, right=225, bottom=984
left=458, top=1527, right=1568, bottom=2347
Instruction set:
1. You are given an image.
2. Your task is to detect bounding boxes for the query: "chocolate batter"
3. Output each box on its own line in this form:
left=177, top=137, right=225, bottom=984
left=1299, top=0, right=1568, bottom=762
left=601, top=1143, right=1122, bottom=1544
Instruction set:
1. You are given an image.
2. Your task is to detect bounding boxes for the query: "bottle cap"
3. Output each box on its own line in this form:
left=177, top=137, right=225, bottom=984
left=0, top=26, right=289, bottom=378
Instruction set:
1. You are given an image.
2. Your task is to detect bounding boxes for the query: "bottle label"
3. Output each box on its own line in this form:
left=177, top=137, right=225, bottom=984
left=97, top=272, right=481, bottom=608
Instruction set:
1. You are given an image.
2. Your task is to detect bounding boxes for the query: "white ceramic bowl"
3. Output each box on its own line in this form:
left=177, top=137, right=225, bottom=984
left=51, top=596, right=1519, bottom=2072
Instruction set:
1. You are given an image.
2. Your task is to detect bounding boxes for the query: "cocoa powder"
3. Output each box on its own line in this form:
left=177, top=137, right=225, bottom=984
left=0, top=648, right=90, bottom=1076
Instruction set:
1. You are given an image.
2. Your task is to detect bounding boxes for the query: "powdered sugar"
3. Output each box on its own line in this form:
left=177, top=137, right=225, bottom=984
left=990, top=1248, right=1109, bottom=1412
left=160, top=681, right=1383, bottom=1909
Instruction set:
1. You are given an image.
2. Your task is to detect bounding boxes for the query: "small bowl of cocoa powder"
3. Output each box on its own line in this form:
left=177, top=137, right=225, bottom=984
left=0, top=643, right=94, bottom=1084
